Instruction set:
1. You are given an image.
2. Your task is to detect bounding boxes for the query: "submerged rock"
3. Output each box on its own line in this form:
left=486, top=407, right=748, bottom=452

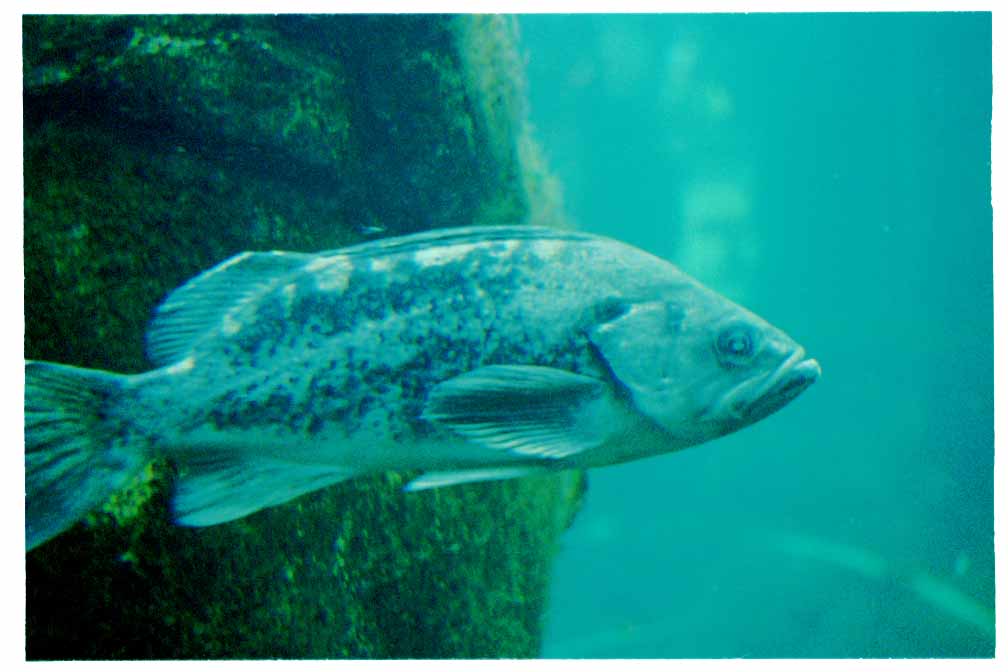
left=24, top=14, right=581, bottom=659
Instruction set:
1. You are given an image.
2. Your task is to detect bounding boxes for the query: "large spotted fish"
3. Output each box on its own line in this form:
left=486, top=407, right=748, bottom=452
left=25, top=226, right=820, bottom=550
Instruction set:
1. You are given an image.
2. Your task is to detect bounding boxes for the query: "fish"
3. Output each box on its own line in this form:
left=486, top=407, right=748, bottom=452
left=24, top=225, right=820, bottom=551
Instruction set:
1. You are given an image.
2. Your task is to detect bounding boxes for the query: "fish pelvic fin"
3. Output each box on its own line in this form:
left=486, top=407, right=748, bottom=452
left=403, top=466, right=549, bottom=491
left=24, top=361, right=148, bottom=551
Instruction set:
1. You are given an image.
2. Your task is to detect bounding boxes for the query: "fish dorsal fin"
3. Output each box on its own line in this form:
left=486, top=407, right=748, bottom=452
left=422, top=365, right=622, bottom=460
left=146, top=228, right=598, bottom=367
left=146, top=250, right=311, bottom=366
left=317, top=225, right=598, bottom=261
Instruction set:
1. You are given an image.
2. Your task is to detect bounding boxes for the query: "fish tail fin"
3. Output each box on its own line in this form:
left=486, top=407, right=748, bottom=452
left=25, top=361, right=148, bottom=551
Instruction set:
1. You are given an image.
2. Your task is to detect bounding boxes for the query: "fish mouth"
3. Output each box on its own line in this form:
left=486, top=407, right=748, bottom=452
left=742, top=350, right=821, bottom=423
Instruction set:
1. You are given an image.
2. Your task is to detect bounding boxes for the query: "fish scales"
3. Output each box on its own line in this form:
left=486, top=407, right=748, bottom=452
left=145, top=234, right=618, bottom=450
left=24, top=226, right=820, bottom=550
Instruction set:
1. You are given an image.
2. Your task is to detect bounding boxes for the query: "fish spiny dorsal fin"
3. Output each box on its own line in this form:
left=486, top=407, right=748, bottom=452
left=323, top=225, right=598, bottom=261
left=146, top=250, right=312, bottom=367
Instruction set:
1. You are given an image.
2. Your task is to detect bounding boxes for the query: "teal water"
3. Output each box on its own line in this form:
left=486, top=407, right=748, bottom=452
left=520, top=13, right=993, bottom=658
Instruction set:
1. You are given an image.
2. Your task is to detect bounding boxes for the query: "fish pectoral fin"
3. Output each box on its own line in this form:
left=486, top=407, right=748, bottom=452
left=403, top=466, right=548, bottom=491
left=172, top=448, right=357, bottom=526
left=422, top=364, right=622, bottom=459
left=146, top=250, right=313, bottom=367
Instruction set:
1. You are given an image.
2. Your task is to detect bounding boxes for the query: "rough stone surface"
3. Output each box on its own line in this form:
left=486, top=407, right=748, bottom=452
left=24, top=14, right=582, bottom=659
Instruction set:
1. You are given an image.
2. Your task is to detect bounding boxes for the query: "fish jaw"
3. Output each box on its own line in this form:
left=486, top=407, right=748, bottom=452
left=716, top=348, right=821, bottom=426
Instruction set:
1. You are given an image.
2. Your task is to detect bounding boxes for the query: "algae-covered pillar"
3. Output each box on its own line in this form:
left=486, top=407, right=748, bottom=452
left=23, top=15, right=582, bottom=659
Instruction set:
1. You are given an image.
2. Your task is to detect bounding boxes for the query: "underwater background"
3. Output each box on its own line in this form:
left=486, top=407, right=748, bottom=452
left=520, top=13, right=994, bottom=658
left=21, top=13, right=992, bottom=660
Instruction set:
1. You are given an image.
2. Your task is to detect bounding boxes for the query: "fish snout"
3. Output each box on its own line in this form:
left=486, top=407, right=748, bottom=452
left=743, top=349, right=820, bottom=422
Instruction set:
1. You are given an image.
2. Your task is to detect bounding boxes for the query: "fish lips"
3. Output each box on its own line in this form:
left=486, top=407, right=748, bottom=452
left=743, top=353, right=821, bottom=423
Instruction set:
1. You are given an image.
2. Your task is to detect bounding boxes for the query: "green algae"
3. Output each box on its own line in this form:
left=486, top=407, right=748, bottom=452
left=24, top=14, right=583, bottom=659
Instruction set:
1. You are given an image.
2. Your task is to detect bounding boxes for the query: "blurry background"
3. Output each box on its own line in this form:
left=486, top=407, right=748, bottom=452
left=519, top=13, right=993, bottom=657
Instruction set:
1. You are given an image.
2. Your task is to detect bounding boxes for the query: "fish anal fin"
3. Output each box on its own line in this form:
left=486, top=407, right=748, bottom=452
left=172, top=448, right=357, bottom=527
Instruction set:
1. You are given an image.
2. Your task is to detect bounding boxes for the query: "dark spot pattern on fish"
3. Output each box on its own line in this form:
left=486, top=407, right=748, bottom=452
left=162, top=240, right=606, bottom=446
left=25, top=226, right=819, bottom=551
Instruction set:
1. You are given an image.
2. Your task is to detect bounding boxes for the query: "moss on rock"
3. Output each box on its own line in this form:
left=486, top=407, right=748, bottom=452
left=24, top=14, right=583, bottom=659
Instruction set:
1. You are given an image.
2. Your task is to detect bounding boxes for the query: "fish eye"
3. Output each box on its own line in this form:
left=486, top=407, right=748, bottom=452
left=715, top=325, right=756, bottom=368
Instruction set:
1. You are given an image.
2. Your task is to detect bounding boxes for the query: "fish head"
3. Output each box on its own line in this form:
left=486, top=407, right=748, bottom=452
left=588, top=284, right=820, bottom=447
